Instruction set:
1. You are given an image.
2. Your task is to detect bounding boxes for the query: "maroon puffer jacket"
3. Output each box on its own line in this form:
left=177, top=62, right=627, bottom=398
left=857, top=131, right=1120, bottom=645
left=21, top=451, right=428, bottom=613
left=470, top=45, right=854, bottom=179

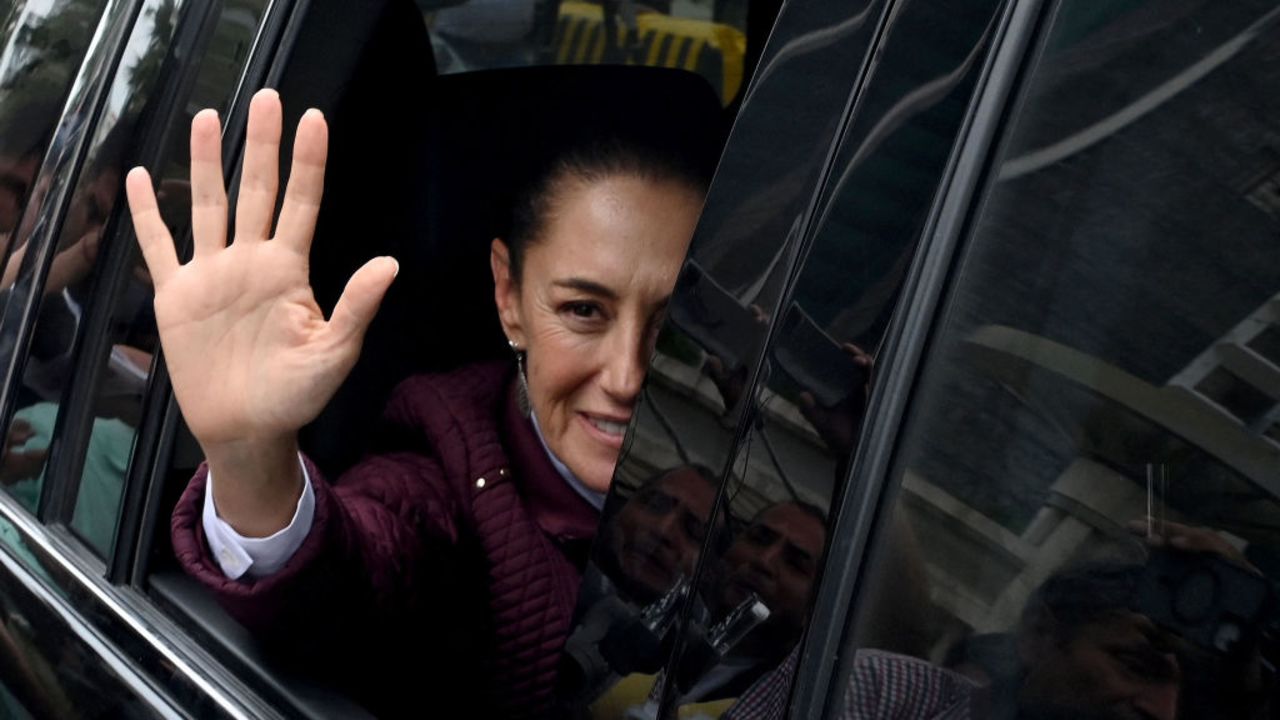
left=170, top=361, right=600, bottom=717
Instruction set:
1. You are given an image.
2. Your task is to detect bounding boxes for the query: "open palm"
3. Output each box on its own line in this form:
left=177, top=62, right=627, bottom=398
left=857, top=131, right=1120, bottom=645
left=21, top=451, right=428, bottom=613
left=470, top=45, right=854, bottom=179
left=127, top=90, right=398, bottom=451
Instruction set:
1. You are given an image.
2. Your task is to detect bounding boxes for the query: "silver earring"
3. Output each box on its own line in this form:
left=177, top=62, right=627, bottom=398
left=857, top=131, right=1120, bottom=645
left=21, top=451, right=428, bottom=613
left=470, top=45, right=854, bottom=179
left=510, top=340, right=531, bottom=417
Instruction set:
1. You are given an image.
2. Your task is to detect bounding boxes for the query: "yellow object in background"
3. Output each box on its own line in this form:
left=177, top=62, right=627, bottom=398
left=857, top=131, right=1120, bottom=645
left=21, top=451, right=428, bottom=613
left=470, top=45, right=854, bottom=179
left=554, top=2, right=747, bottom=105
left=588, top=672, right=737, bottom=720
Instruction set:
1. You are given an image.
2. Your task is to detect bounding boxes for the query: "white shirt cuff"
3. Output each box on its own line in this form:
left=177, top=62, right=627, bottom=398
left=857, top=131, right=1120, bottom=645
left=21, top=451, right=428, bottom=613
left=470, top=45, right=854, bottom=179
left=201, top=456, right=315, bottom=580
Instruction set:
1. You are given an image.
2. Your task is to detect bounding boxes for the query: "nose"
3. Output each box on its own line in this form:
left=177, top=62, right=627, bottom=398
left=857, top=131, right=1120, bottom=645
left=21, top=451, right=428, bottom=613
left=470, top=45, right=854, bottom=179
left=651, top=511, right=680, bottom=547
left=1133, top=681, right=1178, bottom=720
left=750, top=540, right=784, bottom=578
left=599, top=322, right=648, bottom=406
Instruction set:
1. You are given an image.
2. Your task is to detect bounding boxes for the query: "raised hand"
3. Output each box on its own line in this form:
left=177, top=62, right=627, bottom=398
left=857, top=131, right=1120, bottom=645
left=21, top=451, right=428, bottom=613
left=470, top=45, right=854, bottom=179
left=126, top=89, right=398, bottom=535
left=798, top=343, right=873, bottom=456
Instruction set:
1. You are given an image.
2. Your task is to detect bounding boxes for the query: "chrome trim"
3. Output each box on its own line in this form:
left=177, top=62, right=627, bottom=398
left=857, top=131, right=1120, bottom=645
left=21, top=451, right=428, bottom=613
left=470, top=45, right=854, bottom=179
left=224, top=0, right=284, bottom=134
left=0, top=489, right=269, bottom=718
left=0, top=517, right=182, bottom=719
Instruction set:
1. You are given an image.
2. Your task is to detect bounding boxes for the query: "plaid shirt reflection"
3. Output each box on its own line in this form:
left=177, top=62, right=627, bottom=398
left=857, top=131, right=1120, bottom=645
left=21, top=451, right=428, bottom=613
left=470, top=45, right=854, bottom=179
left=723, top=648, right=974, bottom=720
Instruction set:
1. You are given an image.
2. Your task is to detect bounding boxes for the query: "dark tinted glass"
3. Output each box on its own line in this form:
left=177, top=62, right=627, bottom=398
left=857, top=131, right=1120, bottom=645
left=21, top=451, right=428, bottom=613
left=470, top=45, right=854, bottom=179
left=0, top=0, right=111, bottom=513
left=834, top=2, right=1280, bottom=719
left=0, top=553, right=155, bottom=717
left=651, top=1, right=1006, bottom=715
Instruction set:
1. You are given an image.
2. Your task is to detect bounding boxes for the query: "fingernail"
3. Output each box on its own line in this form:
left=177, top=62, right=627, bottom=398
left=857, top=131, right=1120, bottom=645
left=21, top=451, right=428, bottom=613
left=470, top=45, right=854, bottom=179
left=387, top=257, right=400, bottom=278
left=304, top=108, right=324, bottom=120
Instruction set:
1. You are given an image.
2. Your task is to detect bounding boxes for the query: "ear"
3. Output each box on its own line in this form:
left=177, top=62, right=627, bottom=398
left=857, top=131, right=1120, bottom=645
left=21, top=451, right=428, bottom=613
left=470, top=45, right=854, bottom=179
left=490, top=238, right=525, bottom=346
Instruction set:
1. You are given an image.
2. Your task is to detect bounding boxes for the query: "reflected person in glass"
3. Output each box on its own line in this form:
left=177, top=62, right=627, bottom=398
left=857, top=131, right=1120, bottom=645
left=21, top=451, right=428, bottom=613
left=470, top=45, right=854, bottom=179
left=681, top=500, right=828, bottom=703
left=600, top=464, right=720, bottom=605
left=730, top=520, right=1275, bottom=720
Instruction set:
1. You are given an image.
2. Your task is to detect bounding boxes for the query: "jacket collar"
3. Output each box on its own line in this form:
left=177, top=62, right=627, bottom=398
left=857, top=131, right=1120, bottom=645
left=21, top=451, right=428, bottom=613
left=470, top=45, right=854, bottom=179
left=499, top=376, right=601, bottom=542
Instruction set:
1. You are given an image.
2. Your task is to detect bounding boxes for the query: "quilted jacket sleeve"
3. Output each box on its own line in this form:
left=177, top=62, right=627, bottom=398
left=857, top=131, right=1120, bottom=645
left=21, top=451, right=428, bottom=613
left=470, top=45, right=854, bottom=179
left=170, top=445, right=466, bottom=645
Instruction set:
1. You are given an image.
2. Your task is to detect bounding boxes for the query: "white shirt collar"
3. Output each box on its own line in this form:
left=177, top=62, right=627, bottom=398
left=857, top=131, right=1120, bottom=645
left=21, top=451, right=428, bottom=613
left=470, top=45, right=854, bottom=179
left=529, top=411, right=607, bottom=510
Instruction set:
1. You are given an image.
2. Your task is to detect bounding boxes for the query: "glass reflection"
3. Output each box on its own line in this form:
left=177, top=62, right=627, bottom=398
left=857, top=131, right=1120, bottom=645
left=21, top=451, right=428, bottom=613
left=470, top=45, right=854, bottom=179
left=671, top=0, right=1004, bottom=714
left=0, top=551, right=154, bottom=717
left=559, top=356, right=738, bottom=714
left=601, top=465, right=721, bottom=606
left=0, top=130, right=120, bottom=518
left=653, top=351, right=854, bottom=715
left=0, top=1, right=108, bottom=254
left=0, top=0, right=183, bottom=558
left=831, top=2, right=1280, bottom=720
left=689, top=476, right=831, bottom=694
left=0, top=0, right=266, bottom=562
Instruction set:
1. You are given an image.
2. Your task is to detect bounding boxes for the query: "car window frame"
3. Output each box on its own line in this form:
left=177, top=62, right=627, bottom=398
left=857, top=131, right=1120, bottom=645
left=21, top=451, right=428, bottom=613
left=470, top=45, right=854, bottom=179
left=120, top=0, right=307, bottom=588
left=627, top=0, right=1033, bottom=711
left=780, top=0, right=1057, bottom=716
left=0, top=0, right=311, bottom=716
left=0, top=0, right=138, bottom=521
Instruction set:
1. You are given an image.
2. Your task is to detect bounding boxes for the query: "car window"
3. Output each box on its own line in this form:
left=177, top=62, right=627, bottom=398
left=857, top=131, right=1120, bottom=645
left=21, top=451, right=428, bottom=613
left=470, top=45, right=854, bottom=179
left=0, top=0, right=108, bottom=256
left=0, top=0, right=270, bottom=563
left=0, top=0, right=112, bottom=514
left=418, top=0, right=749, bottom=104
left=644, top=0, right=1007, bottom=715
left=0, top=540, right=165, bottom=718
left=831, top=2, right=1280, bottom=719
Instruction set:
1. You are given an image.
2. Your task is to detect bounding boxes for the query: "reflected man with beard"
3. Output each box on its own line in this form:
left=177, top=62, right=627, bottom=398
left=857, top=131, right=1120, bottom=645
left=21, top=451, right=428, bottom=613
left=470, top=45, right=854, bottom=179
left=602, top=464, right=720, bottom=604
left=687, top=500, right=828, bottom=702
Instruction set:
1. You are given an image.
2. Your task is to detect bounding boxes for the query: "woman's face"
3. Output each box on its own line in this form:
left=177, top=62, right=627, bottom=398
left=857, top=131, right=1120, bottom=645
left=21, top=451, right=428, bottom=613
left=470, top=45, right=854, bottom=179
left=492, top=173, right=703, bottom=492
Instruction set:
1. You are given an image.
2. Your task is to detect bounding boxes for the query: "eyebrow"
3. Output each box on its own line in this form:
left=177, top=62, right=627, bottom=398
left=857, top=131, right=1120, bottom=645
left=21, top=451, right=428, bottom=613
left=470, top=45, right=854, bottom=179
left=553, top=277, right=618, bottom=300
left=785, top=542, right=815, bottom=564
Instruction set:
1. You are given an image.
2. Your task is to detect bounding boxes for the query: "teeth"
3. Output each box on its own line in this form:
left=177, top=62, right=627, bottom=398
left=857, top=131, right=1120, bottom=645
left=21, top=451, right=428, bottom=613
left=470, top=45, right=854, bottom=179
left=590, top=418, right=628, bottom=436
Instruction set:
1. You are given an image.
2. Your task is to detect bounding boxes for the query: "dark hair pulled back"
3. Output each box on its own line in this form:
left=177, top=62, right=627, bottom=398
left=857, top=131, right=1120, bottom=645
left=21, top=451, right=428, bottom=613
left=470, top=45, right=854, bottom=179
left=505, top=135, right=712, bottom=283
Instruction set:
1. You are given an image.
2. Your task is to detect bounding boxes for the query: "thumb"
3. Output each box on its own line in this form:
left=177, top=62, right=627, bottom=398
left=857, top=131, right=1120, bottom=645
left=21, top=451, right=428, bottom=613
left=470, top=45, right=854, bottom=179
left=329, top=256, right=398, bottom=342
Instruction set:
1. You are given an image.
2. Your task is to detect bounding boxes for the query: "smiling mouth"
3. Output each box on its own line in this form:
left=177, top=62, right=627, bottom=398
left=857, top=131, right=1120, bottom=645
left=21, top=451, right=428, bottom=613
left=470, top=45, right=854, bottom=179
left=585, top=415, right=629, bottom=437
left=625, top=545, right=674, bottom=578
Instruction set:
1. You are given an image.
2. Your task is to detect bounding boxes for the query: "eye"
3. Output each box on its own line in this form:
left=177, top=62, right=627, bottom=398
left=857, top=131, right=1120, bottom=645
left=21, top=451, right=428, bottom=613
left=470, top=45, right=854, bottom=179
left=646, top=492, right=675, bottom=514
left=746, top=524, right=775, bottom=547
left=569, top=302, right=598, bottom=318
left=681, top=513, right=706, bottom=542
left=560, top=301, right=604, bottom=323
left=786, top=552, right=814, bottom=575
